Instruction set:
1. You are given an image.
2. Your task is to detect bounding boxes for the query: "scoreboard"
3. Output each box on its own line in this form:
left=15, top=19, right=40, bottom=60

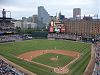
left=49, top=21, right=65, bottom=33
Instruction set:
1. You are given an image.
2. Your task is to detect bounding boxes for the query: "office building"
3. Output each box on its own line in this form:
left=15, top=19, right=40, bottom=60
left=22, top=17, right=27, bottom=21
left=32, top=15, right=38, bottom=23
left=59, top=12, right=65, bottom=21
left=73, top=8, right=81, bottom=20
left=38, top=6, right=51, bottom=29
left=14, top=20, right=22, bottom=28
left=27, top=17, right=32, bottom=22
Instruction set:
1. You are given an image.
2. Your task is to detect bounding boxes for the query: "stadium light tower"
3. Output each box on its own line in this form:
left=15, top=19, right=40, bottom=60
left=0, top=9, right=11, bottom=18
left=6, top=11, right=11, bottom=18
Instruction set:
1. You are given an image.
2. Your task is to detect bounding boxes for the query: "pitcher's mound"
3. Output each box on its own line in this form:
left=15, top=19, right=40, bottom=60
left=50, top=57, right=58, bottom=61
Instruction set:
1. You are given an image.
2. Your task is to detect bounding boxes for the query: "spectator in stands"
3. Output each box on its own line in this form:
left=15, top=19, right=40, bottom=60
left=0, top=59, right=25, bottom=75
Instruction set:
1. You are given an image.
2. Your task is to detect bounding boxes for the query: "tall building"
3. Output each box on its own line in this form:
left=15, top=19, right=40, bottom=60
left=27, top=17, right=32, bottom=22
left=32, top=15, right=38, bottom=23
left=22, top=17, right=27, bottom=21
left=13, top=20, right=22, bottom=28
left=73, top=8, right=81, bottom=20
left=58, top=12, right=65, bottom=21
left=38, top=6, right=51, bottom=29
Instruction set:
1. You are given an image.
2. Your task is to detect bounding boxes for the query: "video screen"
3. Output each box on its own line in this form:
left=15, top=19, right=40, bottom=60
left=49, top=21, right=65, bottom=33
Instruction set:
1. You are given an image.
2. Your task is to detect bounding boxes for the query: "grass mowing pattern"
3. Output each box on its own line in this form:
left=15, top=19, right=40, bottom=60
left=32, top=53, right=74, bottom=67
left=67, top=50, right=91, bottom=75
left=0, top=40, right=91, bottom=75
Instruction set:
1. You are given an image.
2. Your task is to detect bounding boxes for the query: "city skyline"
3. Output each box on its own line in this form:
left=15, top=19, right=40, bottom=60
left=0, top=0, right=99, bottom=19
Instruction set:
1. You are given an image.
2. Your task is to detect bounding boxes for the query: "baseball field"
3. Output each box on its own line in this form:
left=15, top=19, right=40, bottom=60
left=0, top=39, right=91, bottom=75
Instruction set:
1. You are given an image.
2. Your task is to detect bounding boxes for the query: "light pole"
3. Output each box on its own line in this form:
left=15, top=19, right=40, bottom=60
left=0, top=9, right=11, bottom=18
left=6, top=11, right=11, bottom=18
left=7, top=11, right=11, bottom=18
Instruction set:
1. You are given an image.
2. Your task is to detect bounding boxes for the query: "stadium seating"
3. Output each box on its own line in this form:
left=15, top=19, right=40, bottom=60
left=48, top=33, right=79, bottom=40
left=93, top=43, right=100, bottom=75
left=0, top=59, right=26, bottom=75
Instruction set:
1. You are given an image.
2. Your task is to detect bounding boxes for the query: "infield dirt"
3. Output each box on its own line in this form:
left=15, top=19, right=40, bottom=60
left=18, top=50, right=81, bottom=74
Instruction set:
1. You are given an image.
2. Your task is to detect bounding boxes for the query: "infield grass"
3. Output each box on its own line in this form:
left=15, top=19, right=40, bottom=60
left=32, top=53, right=74, bottom=67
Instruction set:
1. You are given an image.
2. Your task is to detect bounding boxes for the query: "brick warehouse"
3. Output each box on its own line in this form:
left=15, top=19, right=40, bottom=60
left=64, top=17, right=100, bottom=37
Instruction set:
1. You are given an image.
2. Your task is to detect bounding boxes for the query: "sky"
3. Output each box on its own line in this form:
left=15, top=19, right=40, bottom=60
left=0, top=0, right=99, bottom=19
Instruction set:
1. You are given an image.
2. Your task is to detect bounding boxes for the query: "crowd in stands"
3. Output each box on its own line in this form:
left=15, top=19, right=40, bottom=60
left=0, top=35, right=22, bottom=42
left=0, top=22, right=15, bottom=43
left=0, top=59, right=26, bottom=75
left=0, top=22, right=15, bottom=33
left=48, top=33, right=80, bottom=40
left=0, top=22, right=14, bottom=28
left=96, top=43, right=100, bottom=63
left=92, top=43, right=100, bottom=75
left=96, top=36, right=100, bottom=41
left=48, top=33, right=100, bottom=42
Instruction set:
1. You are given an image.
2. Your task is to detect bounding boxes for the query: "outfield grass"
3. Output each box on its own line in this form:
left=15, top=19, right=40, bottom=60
left=32, top=53, right=74, bottom=67
left=0, top=39, right=91, bottom=75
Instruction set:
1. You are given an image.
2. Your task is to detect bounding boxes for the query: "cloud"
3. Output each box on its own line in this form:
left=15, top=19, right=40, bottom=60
left=0, top=0, right=99, bottom=19
left=0, top=5, right=34, bottom=12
